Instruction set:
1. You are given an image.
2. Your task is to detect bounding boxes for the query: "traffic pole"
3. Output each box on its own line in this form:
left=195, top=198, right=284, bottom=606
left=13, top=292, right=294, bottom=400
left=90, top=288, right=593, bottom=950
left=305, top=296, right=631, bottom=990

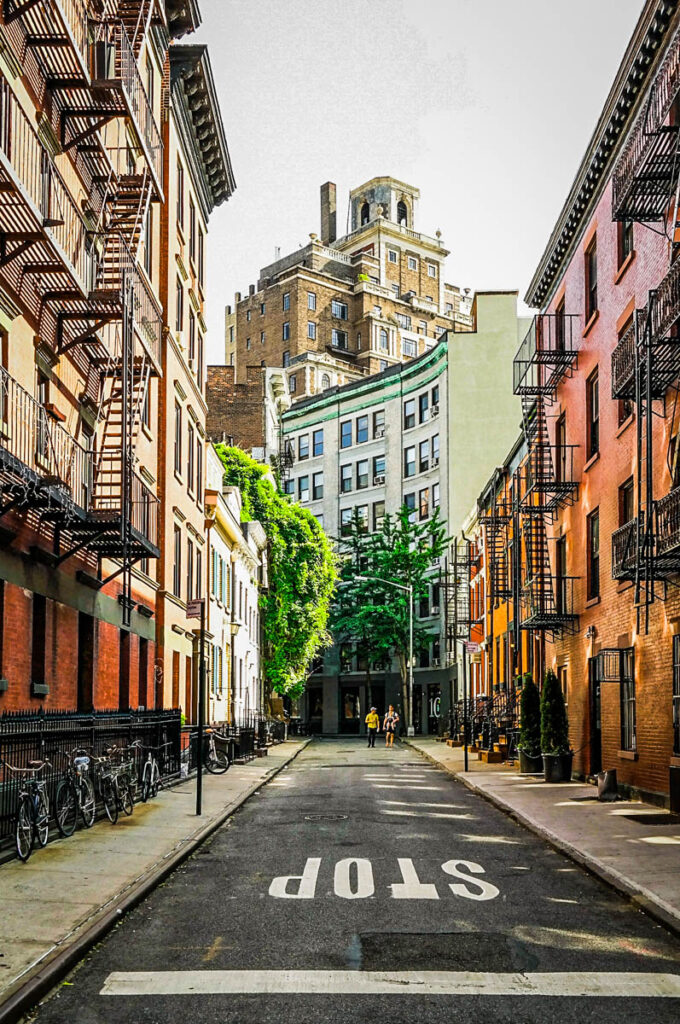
left=196, top=599, right=205, bottom=816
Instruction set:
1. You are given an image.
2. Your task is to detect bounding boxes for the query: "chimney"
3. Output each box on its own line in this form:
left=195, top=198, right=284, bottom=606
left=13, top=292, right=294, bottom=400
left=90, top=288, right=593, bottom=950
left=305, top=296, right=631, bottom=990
left=320, top=181, right=337, bottom=244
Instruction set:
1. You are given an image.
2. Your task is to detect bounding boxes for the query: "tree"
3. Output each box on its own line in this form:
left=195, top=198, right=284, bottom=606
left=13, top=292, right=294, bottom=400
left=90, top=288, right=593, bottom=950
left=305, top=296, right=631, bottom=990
left=214, top=446, right=337, bottom=699
left=331, top=504, right=447, bottom=729
left=540, top=669, right=570, bottom=754
left=332, top=508, right=392, bottom=711
left=518, top=673, right=541, bottom=757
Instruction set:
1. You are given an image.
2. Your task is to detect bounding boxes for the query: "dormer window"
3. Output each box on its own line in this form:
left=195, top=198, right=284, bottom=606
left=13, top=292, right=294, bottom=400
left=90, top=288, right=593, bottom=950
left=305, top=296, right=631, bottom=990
left=361, top=202, right=370, bottom=225
left=397, top=200, right=408, bottom=226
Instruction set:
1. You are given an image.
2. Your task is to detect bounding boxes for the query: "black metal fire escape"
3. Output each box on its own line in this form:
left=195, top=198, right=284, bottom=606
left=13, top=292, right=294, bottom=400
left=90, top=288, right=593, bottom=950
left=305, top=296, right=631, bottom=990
left=441, top=541, right=471, bottom=666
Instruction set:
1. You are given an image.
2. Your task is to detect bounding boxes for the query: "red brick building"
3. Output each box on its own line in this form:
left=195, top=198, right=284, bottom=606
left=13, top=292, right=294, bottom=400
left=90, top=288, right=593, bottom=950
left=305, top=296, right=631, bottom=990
left=523, top=0, right=680, bottom=805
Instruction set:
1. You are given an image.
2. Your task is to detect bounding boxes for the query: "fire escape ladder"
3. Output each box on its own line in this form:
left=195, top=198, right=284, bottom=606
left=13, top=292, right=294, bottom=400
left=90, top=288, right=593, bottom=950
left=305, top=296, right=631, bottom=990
left=106, top=168, right=153, bottom=260
left=118, top=0, right=157, bottom=58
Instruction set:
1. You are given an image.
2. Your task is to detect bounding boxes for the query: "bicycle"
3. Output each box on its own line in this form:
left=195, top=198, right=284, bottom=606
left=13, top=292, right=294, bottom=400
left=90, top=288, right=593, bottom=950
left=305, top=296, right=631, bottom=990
left=204, top=727, right=233, bottom=774
left=52, top=747, right=96, bottom=836
left=92, top=753, right=121, bottom=825
left=106, top=746, right=136, bottom=818
left=2, top=759, right=52, bottom=862
left=131, top=739, right=172, bottom=802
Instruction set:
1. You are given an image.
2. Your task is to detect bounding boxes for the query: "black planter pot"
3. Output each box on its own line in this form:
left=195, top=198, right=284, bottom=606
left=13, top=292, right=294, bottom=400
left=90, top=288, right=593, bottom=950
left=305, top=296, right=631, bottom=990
left=542, top=751, right=573, bottom=783
left=519, top=750, right=543, bottom=774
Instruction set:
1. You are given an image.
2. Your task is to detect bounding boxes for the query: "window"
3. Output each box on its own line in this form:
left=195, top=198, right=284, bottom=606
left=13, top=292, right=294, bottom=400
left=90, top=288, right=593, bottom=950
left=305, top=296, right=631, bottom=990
left=176, top=277, right=184, bottom=332
left=620, top=648, right=636, bottom=751
left=189, top=197, right=196, bottom=265
left=340, top=508, right=353, bottom=537
left=397, top=200, right=408, bottom=225
left=555, top=413, right=567, bottom=485
left=143, top=204, right=153, bottom=278
left=419, top=320, right=428, bottom=335
left=619, top=477, right=634, bottom=526
left=282, top=350, right=290, bottom=367
left=298, top=475, right=309, bottom=502
left=373, top=500, right=385, bottom=531
left=298, top=434, right=309, bottom=460
left=307, top=321, right=316, bottom=340
left=379, top=360, right=388, bottom=372
left=282, top=322, right=290, bottom=341
left=404, top=492, right=416, bottom=521
left=361, top=202, right=370, bottom=225
left=404, top=445, right=416, bottom=478
left=356, top=332, right=362, bottom=349
left=427, top=263, right=437, bottom=278
left=312, top=472, right=323, bottom=500
left=373, top=455, right=385, bottom=481
left=586, top=369, right=599, bottom=459
left=673, top=636, right=680, bottom=755
left=587, top=508, right=600, bottom=600
left=419, top=487, right=430, bottom=520
left=196, top=439, right=203, bottom=506
left=315, top=513, right=324, bottom=529
left=198, top=227, right=204, bottom=288
left=556, top=535, right=567, bottom=615
left=289, top=373, right=297, bottom=394
left=313, top=429, right=324, bottom=456
left=260, top=302, right=266, bottom=315
left=174, top=401, right=182, bottom=475
left=356, top=460, right=369, bottom=489
left=407, top=256, right=418, bottom=271
left=188, top=309, right=196, bottom=367
left=246, top=337, right=251, bottom=351
left=283, top=292, right=290, bottom=311
left=246, top=310, right=251, bottom=322
left=419, top=439, right=429, bottom=473
left=176, top=159, right=184, bottom=229
left=356, top=505, right=368, bottom=534
left=173, top=526, right=182, bottom=597
left=373, top=410, right=385, bottom=437
left=187, top=422, right=195, bottom=493
left=356, top=415, right=368, bottom=444
left=31, top=593, right=47, bottom=691
left=340, top=464, right=352, bottom=493
left=432, top=384, right=440, bottom=406
left=388, top=249, right=398, bottom=264
left=586, top=237, right=598, bottom=320
left=187, top=539, right=194, bottom=602
left=432, top=482, right=440, bottom=509
left=419, top=392, right=429, bottom=423
left=284, top=479, right=294, bottom=496
left=332, top=329, right=348, bottom=349
left=340, top=420, right=352, bottom=449
left=445, top=302, right=453, bottom=313
left=619, top=219, right=634, bottom=267
left=308, top=292, right=316, bottom=310
left=260, top=331, right=265, bottom=344
left=404, top=399, right=416, bottom=429
left=402, top=338, right=416, bottom=358
left=419, top=594, right=429, bottom=618
left=331, top=300, right=348, bottom=320
left=395, top=312, right=412, bottom=330
left=379, top=328, right=388, bottom=351
left=321, top=373, right=331, bottom=390
left=432, top=434, right=440, bottom=462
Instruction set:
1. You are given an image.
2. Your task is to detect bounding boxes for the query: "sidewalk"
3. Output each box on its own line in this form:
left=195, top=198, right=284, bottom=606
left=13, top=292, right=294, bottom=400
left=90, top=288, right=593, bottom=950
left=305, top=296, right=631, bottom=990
left=406, top=737, right=680, bottom=937
left=0, top=739, right=309, bottom=1020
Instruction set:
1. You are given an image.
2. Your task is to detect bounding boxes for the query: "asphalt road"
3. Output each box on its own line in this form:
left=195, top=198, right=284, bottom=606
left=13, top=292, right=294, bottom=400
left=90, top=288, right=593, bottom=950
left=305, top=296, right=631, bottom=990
left=25, top=739, right=680, bottom=1023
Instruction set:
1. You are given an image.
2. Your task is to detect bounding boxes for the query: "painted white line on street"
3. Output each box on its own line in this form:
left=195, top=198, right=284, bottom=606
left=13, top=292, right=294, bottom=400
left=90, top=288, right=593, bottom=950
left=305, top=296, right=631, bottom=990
left=100, top=970, right=680, bottom=998
left=383, top=801, right=465, bottom=809
left=372, top=785, right=444, bottom=791
left=382, top=810, right=472, bottom=820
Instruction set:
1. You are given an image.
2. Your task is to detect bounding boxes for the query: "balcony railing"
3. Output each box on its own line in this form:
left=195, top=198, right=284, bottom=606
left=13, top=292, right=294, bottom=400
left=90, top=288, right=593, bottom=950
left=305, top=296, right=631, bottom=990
left=519, top=575, right=579, bottom=634
left=90, top=470, right=159, bottom=551
left=611, top=320, right=636, bottom=399
left=611, top=518, right=641, bottom=580
left=0, top=365, right=92, bottom=511
left=4, top=0, right=90, bottom=77
left=92, top=21, right=163, bottom=192
left=650, top=254, right=680, bottom=342
left=513, top=313, right=579, bottom=398
left=656, top=487, right=680, bottom=557
left=95, top=232, right=162, bottom=368
left=0, top=75, right=95, bottom=293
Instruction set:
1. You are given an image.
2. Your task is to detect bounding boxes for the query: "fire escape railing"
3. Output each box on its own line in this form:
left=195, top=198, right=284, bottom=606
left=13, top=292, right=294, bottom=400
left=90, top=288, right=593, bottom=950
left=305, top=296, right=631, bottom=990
left=479, top=504, right=512, bottom=602
left=612, top=27, right=680, bottom=222
left=512, top=313, right=579, bottom=401
left=611, top=319, right=637, bottom=398
left=3, top=0, right=90, bottom=71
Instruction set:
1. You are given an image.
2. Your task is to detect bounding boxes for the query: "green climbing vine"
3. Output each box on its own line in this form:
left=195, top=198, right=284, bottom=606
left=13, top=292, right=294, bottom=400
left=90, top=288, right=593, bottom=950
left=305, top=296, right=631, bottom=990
left=214, top=445, right=337, bottom=698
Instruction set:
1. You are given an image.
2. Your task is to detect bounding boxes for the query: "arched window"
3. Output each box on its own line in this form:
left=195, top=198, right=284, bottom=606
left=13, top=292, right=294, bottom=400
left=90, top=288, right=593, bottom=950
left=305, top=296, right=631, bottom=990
left=361, top=202, right=370, bottom=225
left=379, top=328, right=388, bottom=352
left=397, top=200, right=408, bottom=226
left=321, top=373, right=331, bottom=390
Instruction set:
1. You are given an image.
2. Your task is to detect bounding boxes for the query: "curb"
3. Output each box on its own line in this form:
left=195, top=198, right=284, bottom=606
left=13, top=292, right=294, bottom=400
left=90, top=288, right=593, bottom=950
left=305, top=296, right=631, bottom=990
left=0, top=738, right=312, bottom=1024
left=404, top=740, right=680, bottom=941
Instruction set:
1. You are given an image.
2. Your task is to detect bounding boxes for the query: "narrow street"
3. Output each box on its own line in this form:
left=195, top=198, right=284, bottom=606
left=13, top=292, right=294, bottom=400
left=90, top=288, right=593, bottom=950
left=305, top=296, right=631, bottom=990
left=25, top=740, right=680, bottom=1024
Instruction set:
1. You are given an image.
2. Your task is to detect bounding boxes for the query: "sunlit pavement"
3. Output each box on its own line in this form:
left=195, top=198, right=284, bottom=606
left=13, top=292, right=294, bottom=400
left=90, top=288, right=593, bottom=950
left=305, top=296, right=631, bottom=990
left=26, top=739, right=680, bottom=1024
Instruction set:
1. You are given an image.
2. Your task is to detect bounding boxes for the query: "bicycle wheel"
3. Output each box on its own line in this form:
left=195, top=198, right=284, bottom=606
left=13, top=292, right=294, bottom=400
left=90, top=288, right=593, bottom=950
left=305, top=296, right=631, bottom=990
left=15, top=796, right=34, bottom=862
left=55, top=778, right=78, bottom=837
left=205, top=747, right=228, bottom=774
left=101, top=775, right=118, bottom=824
left=121, top=777, right=134, bottom=817
left=151, top=761, right=161, bottom=797
left=141, top=761, right=152, bottom=802
left=35, top=789, right=50, bottom=847
left=79, top=775, right=96, bottom=828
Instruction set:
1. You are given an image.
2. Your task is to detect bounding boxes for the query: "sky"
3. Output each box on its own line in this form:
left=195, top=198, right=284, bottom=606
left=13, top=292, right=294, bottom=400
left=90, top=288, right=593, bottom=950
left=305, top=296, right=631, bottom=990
left=193, top=0, right=643, bottom=363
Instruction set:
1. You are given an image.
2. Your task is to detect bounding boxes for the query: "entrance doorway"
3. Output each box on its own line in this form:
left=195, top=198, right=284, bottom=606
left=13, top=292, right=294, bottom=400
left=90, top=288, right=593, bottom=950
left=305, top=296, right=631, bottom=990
left=340, top=686, right=361, bottom=733
left=427, top=684, right=441, bottom=734
left=589, top=658, right=602, bottom=776
left=77, top=613, right=95, bottom=712
left=307, top=686, right=323, bottom=732
left=413, top=684, right=423, bottom=735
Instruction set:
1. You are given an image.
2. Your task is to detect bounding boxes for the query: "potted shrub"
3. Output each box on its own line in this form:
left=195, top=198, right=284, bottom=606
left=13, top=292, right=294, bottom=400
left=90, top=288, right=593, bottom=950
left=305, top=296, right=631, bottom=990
left=517, top=673, right=542, bottom=774
left=540, top=669, right=572, bottom=782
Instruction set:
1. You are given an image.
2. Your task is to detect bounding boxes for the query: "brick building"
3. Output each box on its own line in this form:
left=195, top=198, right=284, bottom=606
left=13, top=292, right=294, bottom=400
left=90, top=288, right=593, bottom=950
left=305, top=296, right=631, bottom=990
left=0, top=2, right=233, bottom=715
left=225, top=176, right=473, bottom=403
left=206, top=364, right=291, bottom=470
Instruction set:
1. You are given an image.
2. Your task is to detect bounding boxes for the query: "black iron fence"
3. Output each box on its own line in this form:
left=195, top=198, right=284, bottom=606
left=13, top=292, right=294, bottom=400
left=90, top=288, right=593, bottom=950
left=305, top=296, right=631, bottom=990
left=0, top=707, right=181, bottom=845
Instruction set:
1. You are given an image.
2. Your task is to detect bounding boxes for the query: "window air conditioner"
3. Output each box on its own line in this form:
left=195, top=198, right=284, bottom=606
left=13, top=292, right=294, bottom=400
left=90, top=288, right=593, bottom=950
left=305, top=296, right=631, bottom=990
left=432, top=658, right=441, bottom=668
left=431, top=605, right=440, bottom=614
left=432, top=457, right=439, bottom=467
left=432, top=556, right=441, bottom=566
left=431, top=404, right=439, bottom=417
left=375, top=426, right=385, bottom=438
left=373, top=474, right=385, bottom=485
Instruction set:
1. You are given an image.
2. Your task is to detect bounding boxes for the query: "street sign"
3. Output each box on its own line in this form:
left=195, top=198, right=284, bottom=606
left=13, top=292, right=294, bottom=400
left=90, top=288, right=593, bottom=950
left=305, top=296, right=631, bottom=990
left=465, top=641, right=480, bottom=654
left=187, top=599, right=204, bottom=620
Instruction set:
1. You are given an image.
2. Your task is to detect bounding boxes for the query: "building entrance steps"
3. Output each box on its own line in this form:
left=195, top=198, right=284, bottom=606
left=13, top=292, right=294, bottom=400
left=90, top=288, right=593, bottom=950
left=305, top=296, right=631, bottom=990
left=0, top=739, right=310, bottom=1022
left=405, top=737, right=680, bottom=938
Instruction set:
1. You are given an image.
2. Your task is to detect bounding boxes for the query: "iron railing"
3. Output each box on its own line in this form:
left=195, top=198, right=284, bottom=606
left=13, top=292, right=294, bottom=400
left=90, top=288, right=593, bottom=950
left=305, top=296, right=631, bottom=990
left=0, top=707, right=181, bottom=848
left=4, top=0, right=90, bottom=69
left=95, top=233, right=162, bottom=367
left=0, top=74, right=95, bottom=293
left=519, top=575, right=578, bottom=632
left=656, top=487, right=680, bottom=556
left=90, top=470, right=159, bottom=548
left=611, top=320, right=637, bottom=398
left=513, top=313, right=580, bottom=398
left=650, top=255, right=680, bottom=342
left=611, top=517, right=641, bottom=579
left=0, top=365, right=92, bottom=509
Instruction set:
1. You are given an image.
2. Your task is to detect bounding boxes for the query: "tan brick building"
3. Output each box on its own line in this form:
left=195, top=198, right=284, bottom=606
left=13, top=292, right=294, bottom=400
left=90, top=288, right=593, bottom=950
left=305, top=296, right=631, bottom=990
left=225, top=177, right=472, bottom=401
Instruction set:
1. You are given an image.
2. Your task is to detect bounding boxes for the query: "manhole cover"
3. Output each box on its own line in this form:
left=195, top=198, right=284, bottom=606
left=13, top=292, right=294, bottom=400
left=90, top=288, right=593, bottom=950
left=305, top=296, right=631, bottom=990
left=304, top=813, right=348, bottom=822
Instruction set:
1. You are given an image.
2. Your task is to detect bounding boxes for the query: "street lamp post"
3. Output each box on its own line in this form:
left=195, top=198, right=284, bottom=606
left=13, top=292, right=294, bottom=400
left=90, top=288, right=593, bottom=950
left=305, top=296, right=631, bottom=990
left=354, top=575, right=415, bottom=736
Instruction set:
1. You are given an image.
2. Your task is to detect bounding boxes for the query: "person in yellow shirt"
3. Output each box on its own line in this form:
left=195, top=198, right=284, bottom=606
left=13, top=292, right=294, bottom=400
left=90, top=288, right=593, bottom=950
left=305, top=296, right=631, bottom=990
left=365, top=707, right=380, bottom=748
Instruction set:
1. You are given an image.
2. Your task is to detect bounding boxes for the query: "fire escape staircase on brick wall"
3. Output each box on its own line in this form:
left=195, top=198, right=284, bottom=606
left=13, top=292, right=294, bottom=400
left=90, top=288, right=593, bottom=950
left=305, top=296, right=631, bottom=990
left=441, top=542, right=471, bottom=663
left=479, top=502, right=512, bottom=603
